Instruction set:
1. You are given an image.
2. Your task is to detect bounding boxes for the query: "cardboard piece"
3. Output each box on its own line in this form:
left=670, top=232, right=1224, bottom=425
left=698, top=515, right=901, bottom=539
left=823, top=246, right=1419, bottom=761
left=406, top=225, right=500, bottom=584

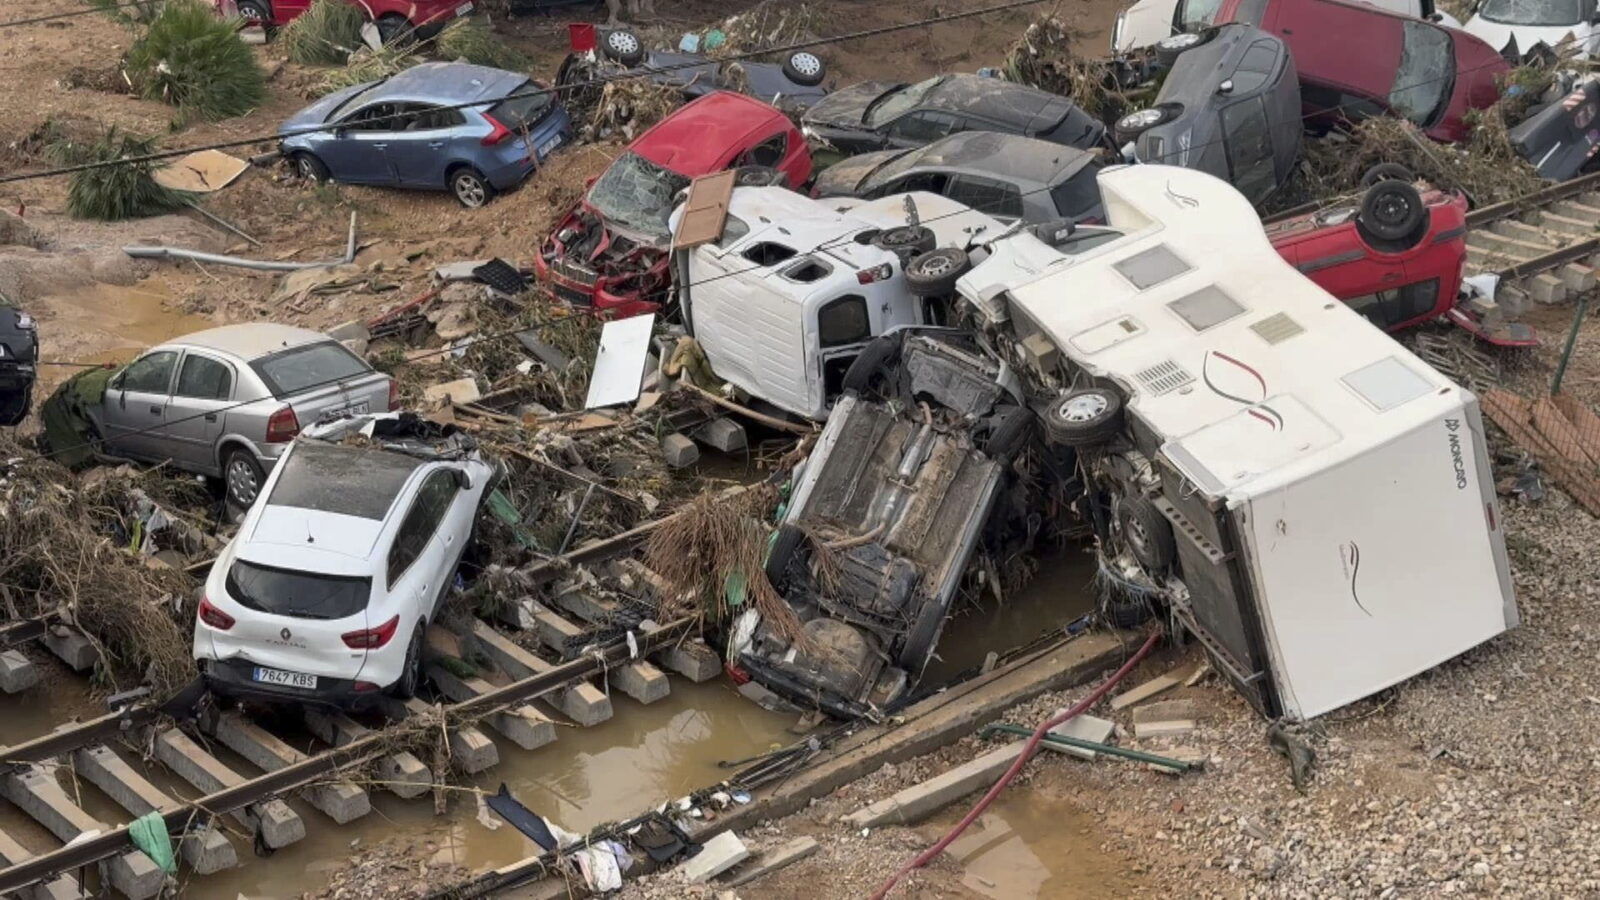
left=152, top=150, right=250, bottom=193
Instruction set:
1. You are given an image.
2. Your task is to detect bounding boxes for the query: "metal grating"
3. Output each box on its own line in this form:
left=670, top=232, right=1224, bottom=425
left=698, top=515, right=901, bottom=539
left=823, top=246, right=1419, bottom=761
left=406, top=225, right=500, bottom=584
left=1134, top=359, right=1195, bottom=395
left=1250, top=312, right=1305, bottom=345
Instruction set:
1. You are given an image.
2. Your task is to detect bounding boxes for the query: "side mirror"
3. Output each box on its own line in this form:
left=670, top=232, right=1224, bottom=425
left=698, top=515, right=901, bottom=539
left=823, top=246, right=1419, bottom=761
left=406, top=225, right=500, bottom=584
left=452, top=469, right=472, bottom=491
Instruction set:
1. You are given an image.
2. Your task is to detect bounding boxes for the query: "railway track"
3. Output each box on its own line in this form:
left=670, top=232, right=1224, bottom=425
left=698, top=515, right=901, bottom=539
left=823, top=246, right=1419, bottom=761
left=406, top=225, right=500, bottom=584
left=1461, top=169, right=1600, bottom=309
left=0, top=506, right=728, bottom=899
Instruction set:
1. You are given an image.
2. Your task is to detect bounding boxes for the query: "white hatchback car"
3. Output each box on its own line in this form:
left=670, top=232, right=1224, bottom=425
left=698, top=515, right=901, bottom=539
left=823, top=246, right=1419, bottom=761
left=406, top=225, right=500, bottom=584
left=193, top=413, right=494, bottom=709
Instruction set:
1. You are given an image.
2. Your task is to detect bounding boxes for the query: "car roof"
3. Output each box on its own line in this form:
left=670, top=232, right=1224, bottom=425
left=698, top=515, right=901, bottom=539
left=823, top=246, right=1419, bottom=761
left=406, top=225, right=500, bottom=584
left=632, top=91, right=788, bottom=174
left=164, top=323, right=331, bottom=360
left=924, top=74, right=1061, bottom=125
left=266, top=440, right=424, bottom=523
left=362, top=61, right=525, bottom=104
left=1257, top=0, right=1403, bottom=91
left=900, top=131, right=1094, bottom=185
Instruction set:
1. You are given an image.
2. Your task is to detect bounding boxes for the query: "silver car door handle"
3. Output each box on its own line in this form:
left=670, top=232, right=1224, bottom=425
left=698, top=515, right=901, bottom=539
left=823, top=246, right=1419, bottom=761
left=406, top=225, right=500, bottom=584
left=372, top=143, right=388, bottom=150
left=428, top=141, right=445, bottom=149
left=204, top=413, right=218, bottom=422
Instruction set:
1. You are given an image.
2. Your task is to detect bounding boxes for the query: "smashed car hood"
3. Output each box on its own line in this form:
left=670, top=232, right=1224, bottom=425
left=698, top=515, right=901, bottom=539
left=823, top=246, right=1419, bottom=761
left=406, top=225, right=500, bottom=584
left=803, top=80, right=899, bottom=128
left=811, top=150, right=902, bottom=196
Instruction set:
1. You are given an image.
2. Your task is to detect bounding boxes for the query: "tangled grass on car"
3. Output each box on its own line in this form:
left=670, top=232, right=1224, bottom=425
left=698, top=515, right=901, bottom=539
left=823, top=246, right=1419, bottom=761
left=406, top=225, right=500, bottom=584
left=432, top=19, right=528, bottom=71
left=281, top=0, right=367, bottom=65
left=125, top=0, right=266, bottom=121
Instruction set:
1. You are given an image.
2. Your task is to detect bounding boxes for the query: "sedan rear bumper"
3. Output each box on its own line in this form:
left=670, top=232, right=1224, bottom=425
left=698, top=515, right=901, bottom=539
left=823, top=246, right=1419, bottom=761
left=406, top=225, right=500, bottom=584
left=203, top=657, right=384, bottom=712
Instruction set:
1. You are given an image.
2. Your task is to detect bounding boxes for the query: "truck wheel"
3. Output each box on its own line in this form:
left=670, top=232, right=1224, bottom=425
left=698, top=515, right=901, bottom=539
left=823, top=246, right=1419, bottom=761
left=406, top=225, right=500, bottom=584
left=979, top=405, right=1032, bottom=466
left=841, top=332, right=905, bottom=396
left=734, top=165, right=784, bottom=187
left=235, top=0, right=271, bottom=28
left=1357, top=180, right=1426, bottom=246
left=783, top=51, right=826, bottom=87
left=1116, top=495, right=1176, bottom=571
left=905, top=247, right=972, bottom=297
left=764, top=523, right=806, bottom=590
left=602, top=28, right=645, bottom=66
left=1359, top=163, right=1414, bottom=188
left=872, top=225, right=936, bottom=257
left=1042, top=388, right=1123, bottom=447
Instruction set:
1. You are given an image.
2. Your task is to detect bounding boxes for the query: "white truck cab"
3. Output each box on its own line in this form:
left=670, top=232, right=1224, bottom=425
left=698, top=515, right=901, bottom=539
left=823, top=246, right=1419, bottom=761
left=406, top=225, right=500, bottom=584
left=671, top=187, right=1014, bottom=421
left=957, top=165, right=1517, bottom=721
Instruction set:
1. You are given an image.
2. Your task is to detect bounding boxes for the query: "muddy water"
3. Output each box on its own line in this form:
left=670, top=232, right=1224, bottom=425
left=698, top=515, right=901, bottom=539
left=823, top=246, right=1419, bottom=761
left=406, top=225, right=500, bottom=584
left=928, top=792, right=1142, bottom=899
left=32, top=278, right=213, bottom=390
left=197, top=679, right=793, bottom=898
left=924, top=547, right=1099, bottom=684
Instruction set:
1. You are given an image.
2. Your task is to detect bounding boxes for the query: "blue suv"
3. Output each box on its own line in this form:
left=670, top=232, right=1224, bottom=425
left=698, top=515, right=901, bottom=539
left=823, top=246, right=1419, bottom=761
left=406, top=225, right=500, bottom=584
left=278, top=62, right=571, bottom=207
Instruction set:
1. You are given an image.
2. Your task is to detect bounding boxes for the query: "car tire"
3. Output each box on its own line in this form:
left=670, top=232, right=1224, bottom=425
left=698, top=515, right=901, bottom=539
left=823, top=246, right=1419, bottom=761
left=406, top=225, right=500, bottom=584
left=841, top=332, right=905, bottom=396
left=449, top=167, right=495, bottom=208
left=765, top=523, right=806, bottom=591
left=223, top=447, right=266, bottom=517
left=782, top=51, right=826, bottom=87
left=979, top=405, right=1032, bottom=467
left=1103, top=593, right=1155, bottom=629
left=1041, top=387, right=1124, bottom=447
left=0, top=387, right=31, bottom=427
left=602, top=28, right=645, bottom=66
left=293, top=152, right=330, bottom=183
left=1357, top=180, right=1427, bottom=247
left=872, top=225, right=936, bottom=257
left=375, top=13, right=412, bottom=46
left=391, top=625, right=424, bottom=700
left=734, top=165, right=785, bottom=187
left=1114, top=104, right=1177, bottom=143
left=235, top=0, right=271, bottom=28
left=1154, top=30, right=1207, bottom=67
left=904, top=247, right=973, bottom=297
left=1116, top=494, right=1176, bottom=571
left=1360, top=163, right=1415, bottom=189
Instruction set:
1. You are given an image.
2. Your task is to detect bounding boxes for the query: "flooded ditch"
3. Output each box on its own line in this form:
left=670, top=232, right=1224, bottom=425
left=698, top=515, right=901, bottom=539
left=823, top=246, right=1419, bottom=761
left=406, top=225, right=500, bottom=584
left=31, top=276, right=213, bottom=392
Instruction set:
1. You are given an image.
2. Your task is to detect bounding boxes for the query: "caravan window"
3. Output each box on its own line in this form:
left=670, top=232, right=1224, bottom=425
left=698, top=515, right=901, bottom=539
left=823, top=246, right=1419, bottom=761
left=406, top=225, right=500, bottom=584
left=783, top=257, right=833, bottom=283
left=818, top=295, right=870, bottom=347
left=742, top=242, right=798, bottom=266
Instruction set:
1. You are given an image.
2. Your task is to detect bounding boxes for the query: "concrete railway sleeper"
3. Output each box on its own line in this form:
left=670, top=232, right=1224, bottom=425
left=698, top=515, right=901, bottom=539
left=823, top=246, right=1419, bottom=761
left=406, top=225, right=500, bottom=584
left=0, top=616, right=699, bottom=896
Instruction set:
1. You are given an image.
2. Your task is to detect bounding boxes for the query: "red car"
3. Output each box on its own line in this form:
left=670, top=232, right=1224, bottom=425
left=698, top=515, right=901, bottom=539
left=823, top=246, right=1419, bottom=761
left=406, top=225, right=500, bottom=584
left=535, top=91, right=813, bottom=318
left=1215, top=0, right=1508, bottom=142
left=1267, top=177, right=1534, bottom=346
left=224, top=0, right=473, bottom=42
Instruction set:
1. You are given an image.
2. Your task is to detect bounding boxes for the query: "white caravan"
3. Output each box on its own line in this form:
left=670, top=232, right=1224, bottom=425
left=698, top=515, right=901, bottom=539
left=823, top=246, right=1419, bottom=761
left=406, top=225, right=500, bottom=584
left=1112, top=0, right=1457, bottom=55
left=957, top=164, right=1517, bottom=720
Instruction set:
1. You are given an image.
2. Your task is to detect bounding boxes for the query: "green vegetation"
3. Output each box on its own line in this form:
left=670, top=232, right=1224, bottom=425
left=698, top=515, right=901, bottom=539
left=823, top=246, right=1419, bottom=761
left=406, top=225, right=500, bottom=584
left=125, top=0, right=266, bottom=121
left=432, top=19, right=528, bottom=71
left=280, top=0, right=366, bottom=65
left=59, top=129, right=190, bottom=221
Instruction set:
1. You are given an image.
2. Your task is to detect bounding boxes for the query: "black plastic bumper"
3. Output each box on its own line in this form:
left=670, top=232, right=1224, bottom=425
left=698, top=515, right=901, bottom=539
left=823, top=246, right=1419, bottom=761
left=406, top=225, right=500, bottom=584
left=203, top=658, right=382, bottom=711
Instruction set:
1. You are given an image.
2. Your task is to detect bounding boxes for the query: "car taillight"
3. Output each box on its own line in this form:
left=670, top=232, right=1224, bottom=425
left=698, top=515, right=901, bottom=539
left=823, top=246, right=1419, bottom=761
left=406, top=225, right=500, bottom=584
left=856, top=263, right=893, bottom=285
left=342, top=615, right=400, bottom=650
left=387, top=379, right=400, bottom=412
left=352, top=681, right=380, bottom=692
left=265, top=405, right=300, bottom=443
left=198, top=597, right=235, bottom=631
left=481, top=114, right=513, bottom=147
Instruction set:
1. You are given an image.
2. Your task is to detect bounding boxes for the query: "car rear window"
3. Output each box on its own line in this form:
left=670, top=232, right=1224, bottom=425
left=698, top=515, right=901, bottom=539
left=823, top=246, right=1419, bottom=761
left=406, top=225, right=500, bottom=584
left=1051, top=168, right=1104, bottom=219
left=225, top=560, right=370, bottom=620
left=251, top=341, right=372, bottom=397
left=268, top=442, right=421, bottom=520
left=486, top=81, right=553, bottom=131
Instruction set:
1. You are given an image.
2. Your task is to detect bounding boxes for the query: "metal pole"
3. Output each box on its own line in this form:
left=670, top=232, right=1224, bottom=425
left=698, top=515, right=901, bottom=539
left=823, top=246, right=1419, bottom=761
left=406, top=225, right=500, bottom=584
left=978, top=723, right=1198, bottom=772
left=1552, top=292, right=1590, bottom=395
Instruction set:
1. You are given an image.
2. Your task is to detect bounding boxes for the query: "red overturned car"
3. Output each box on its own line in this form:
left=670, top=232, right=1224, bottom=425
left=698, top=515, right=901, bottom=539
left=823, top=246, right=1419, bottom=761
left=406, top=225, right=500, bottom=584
left=535, top=91, right=813, bottom=317
left=220, top=0, right=474, bottom=42
left=1268, top=171, right=1535, bottom=346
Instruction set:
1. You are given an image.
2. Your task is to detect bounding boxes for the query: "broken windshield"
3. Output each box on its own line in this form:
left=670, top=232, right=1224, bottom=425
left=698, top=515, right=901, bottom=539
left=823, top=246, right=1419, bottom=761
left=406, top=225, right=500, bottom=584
left=865, top=77, right=946, bottom=128
left=586, top=151, right=691, bottom=238
left=1478, top=0, right=1591, bottom=25
left=1389, top=22, right=1455, bottom=127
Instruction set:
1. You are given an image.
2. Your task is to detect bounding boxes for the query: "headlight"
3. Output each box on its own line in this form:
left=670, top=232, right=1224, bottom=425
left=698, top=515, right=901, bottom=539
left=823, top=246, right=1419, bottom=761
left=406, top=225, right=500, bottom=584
left=14, top=313, right=33, bottom=330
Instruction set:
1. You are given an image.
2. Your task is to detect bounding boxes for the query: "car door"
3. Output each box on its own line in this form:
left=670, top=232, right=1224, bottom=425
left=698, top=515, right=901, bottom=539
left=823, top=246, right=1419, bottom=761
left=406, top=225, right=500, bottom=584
left=1219, top=96, right=1277, bottom=205
left=945, top=174, right=1026, bottom=221
left=101, top=349, right=178, bottom=461
left=164, top=350, right=236, bottom=473
left=883, top=111, right=963, bottom=149
left=383, top=469, right=457, bottom=627
left=385, top=104, right=466, bottom=188
left=321, top=103, right=401, bottom=185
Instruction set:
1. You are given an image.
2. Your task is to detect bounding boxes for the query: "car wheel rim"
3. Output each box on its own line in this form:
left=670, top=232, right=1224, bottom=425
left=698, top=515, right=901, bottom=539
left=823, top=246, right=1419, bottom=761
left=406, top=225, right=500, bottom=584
left=1121, top=109, right=1162, bottom=130
left=227, top=458, right=259, bottom=507
left=1059, top=393, right=1108, bottom=422
left=791, top=53, right=821, bottom=77
left=1375, top=192, right=1412, bottom=227
left=918, top=255, right=954, bottom=277
left=456, top=176, right=485, bottom=207
left=610, top=32, right=639, bottom=54
left=1162, top=33, right=1200, bottom=49
left=883, top=228, right=917, bottom=246
left=297, top=158, right=315, bottom=179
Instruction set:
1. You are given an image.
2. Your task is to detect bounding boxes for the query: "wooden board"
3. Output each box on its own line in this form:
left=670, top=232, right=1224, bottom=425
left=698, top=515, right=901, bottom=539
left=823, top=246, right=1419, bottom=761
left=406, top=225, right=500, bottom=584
left=672, top=170, right=736, bottom=250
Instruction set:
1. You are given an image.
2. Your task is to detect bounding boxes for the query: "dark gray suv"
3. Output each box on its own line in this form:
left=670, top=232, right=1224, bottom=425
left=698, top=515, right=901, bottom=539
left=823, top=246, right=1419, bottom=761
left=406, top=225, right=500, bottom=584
left=1115, top=24, right=1301, bottom=206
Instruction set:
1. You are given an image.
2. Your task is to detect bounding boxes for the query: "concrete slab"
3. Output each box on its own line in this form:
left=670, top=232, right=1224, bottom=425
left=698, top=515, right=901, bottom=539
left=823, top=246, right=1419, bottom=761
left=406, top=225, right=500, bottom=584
left=399, top=699, right=499, bottom=774
left=682, top=830, right=749, bottom=883
left=154, top=729, right=304, bottom=849
left=692, top=417, right=748, bottom=452
left=721, top=836, right=819, bottom=888
left=1110, top=671, right=1181, bottom=710
left=1527, top=272, right=1568, bottom=304
left=2, top=765, right=162, bottom=899
left=661, top=432, right=700, bottom=468
left=656, top=637, right=722, bottom=683
left=465, top=620, right=613, bottom=726
left=39, top=626, right=96, bottom=671
left=0, top=648, right=39, bottom=693
left=1044, top=714, right=1115, bottom=761
left=427, top=664, right=556, bottom=750
left=73, top=744, right=235, bottom=874
left=1132, top=699, right=1198, bottom=738
left=214, top=713, right=370, bottom=824
left=0, top=825, right=84, bottom=900
left=541, top=588, right=670, bottom=704
left=842, top=741, right=1024, bottom=829
left=302, top=709, right=432, bottom=799
left=1561, top=262, right=1596, bottom=292
left=528, top=604, right=588, bottom=658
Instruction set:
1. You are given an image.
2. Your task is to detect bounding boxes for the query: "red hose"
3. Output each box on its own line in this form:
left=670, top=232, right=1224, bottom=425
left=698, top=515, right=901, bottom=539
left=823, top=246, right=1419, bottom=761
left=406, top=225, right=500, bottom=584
left=868, top=630, right=1162, bottom=900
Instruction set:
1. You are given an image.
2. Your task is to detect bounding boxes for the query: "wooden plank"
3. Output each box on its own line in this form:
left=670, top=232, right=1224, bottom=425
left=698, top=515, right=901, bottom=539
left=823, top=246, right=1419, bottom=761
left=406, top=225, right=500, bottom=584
left=673, top=170, right=736, bottom=250
left=1550, top=394, right=1600, bottom=463
left=1531, top=397, right=1598, bottom=467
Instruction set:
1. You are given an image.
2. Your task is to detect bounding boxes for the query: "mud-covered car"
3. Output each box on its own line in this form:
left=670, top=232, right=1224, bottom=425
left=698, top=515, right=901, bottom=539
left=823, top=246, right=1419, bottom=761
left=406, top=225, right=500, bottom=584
left=800, top=74, right=1107, bottom=157
left=0, top=306, right=37, bottom=426
left=534, top=90, right=812, bottom=317
left=733, top=329, right=1036, bottom=718
left=557, top=28, right=829, bottom=114
left=1116, top=24, right=1300, bottom=206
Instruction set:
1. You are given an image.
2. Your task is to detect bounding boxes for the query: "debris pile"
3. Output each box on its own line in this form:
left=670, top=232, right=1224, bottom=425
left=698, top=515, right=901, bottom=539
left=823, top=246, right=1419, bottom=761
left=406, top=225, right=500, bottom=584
left=1483, top=388, right=1600, bottom=515
left=1001, top=16, right=1136, bottom=121
left=584, top=78, right=685, bottom=143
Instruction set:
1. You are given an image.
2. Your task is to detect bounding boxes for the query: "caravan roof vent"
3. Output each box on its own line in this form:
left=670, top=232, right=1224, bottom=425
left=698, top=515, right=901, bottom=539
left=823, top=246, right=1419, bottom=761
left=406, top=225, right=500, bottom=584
left=1250, top=312, right=1305, bottom=345
left=1342, top=357, right=1432, bottom=411
left=1168, top=286, right=1245, bottom=333
left=1134, top=359, right=1194, bottom=395
left=1113, top=244, right=1190, bottom=290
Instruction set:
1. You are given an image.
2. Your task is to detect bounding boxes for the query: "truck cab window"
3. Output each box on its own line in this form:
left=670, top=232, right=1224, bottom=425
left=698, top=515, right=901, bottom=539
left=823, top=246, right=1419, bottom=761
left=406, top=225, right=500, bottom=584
left=818, top=295, right=871, bottom=347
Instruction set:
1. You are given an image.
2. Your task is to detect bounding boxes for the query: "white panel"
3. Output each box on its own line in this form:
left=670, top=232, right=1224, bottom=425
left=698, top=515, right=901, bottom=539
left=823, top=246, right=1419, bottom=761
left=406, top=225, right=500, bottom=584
left=585, top=314, right=656, bottom=409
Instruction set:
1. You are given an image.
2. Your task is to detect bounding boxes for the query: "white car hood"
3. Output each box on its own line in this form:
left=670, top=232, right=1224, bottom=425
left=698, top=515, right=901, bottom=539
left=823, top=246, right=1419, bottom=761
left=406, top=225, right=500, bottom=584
left=1464, top=15, right=1593, bottom=57
left=1114, top=0, right=1180, bottom=54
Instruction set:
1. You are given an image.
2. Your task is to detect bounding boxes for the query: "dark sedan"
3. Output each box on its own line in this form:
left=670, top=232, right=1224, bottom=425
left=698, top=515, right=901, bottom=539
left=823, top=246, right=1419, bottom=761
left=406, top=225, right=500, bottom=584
left=800, top=73, right=1107, bottom=156
left=558, top=28, right=829, bottom=114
